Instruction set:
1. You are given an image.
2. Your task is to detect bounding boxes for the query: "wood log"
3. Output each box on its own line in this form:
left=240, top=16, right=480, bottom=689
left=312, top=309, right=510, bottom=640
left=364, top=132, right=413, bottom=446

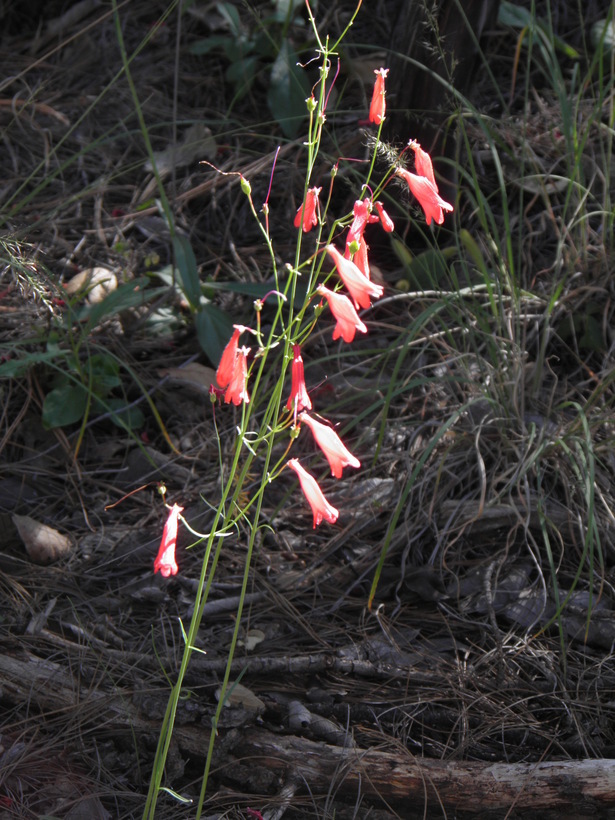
left=240, top=728, right=615, bottom=817
left=3, top=649, right=615, bottom=816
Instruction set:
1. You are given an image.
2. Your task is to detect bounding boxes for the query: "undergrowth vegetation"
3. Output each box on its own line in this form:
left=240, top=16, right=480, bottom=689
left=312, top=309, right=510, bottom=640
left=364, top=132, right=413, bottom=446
left=1, top=0, right=615, bottom=817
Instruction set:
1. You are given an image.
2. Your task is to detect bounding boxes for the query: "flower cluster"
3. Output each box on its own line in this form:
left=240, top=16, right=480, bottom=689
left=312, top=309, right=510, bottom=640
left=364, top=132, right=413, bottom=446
left=153, top=66, right=456, bottom=573
left=215, top=324, right=250, bottom=405
left=396, top=140, right=454, bottom=225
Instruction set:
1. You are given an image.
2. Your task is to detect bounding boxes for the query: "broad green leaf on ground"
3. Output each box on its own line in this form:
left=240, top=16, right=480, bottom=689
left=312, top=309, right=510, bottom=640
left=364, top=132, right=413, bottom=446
left=43, top=382, right=88, bottom=428
left=267, top=41, right=310, bottom=138
left=195, top=302, right=234, bottom=365
left=98, top=397, right=145, bottom=430
left=0, top=349, right=62, bottom=378
left=173, top=235, right=201, bottom=310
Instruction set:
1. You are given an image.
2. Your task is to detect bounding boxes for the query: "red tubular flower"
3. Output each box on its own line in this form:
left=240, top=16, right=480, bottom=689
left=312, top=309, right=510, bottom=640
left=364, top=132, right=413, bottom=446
left=294, top=186, right=321, bottom=233
left=154, top=503, right=184, bottom=577
left=369, top=67, right=389, bottom=125
left=374, top=201, right=395, bottom=233
left=325, top=244, right=383, bottom=309
left=286, top=345, right=312, bottom=413
left=224, top=346, right=250, bottom=405
left=396, top=168, right=454, bottom=226
left=346, top=198, right=371, bottom=247
left=317, top=285, right=368, bottom=343
left=408, top=140, right=436, bottom=187
left=299, top=412, right=360, bottom=478
left=216, top=325, right=246, bottom=388
left=287, top=458, right=339, bottom=528
left=352, top=235, right=370, bottom=279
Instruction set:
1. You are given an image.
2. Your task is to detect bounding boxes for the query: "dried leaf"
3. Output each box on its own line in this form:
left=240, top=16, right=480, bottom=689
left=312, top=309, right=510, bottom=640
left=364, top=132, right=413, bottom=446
left=145, top=123, right=216, bottom=177
left=64, top=267, right=118, bottom=304
left=159, top=362, right=217, bottom=394
left=12, top=514, right=72, bottom=564
left=215, top=681, right=265, bottom=715
left=243, top=628, right=265, bottom=652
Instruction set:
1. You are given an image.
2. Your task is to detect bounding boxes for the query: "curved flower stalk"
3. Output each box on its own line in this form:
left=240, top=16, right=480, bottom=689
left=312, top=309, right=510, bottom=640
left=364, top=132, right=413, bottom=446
left=299, top=412, right=360, bottom=478
left=287, top=458, right=339, bottom=527
left=317, top=284, right=367, bottom=343
left=153, top=503, right=184, bottom=577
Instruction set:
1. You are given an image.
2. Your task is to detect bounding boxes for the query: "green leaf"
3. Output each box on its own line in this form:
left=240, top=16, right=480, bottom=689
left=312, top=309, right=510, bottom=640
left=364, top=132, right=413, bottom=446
left=267, top=41, right=310, bottom=138
left=43, top=383, right=88, bottom=428
left=189, top=34, right=233, bottom=56
left=89, top=354, right=121, bottom=395
left=195, top=303, right=234, bottom=364
left=396, top=247, right=457, bottom=290
left=273, top=0, right=304, bottom=20
left=99, top=397, right=145, bottom=430
left=498, top=1, right=532, bottom=28
left=173, top=235, right=201, bottom=310
left=74, top=277, right=154, bottom=327
left=498, top=2, right=579, bottom=58
left=216, top=2, right=242, bottom=37
left=226, top=55, right=259, bottom=95
left=0, top=349, right=64, bottom=378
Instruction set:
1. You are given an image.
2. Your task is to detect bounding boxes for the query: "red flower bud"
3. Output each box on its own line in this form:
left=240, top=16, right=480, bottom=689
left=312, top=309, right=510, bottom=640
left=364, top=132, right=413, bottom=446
left=369, top=67, right=389, bottom=125
left=286, top=345, right=312, bottom=413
